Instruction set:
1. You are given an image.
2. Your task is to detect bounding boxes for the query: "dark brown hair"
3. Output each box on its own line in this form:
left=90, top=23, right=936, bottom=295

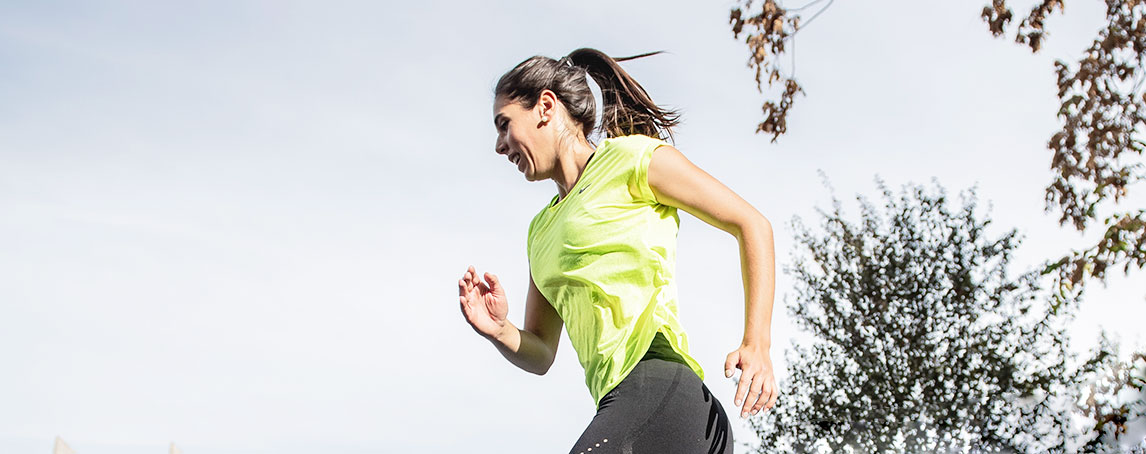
left=494, top=48, right=681, bottom=142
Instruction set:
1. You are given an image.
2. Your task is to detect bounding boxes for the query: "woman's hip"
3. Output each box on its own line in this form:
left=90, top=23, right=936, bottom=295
left=570, top=358, right=733, bottom=454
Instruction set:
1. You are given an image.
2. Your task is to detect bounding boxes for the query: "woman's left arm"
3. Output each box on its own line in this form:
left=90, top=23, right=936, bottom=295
left=646, top=144, right=777, bottom=419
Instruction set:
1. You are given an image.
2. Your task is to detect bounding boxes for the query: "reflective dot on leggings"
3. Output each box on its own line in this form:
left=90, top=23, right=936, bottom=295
left=595, top=443, right=600, bottom=447
left=587, top=449, right=591, bottom=452
left=603, top=439, right=608, bottom=443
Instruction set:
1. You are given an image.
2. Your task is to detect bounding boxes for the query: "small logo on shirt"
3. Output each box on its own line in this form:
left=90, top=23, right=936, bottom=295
left=579, top=184, right=590, bottom=194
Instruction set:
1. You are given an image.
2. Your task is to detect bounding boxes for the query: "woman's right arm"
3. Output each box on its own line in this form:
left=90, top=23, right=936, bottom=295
left=490, top=274, right=563, bottom=375
left=459, top=266, right=563, bottom=375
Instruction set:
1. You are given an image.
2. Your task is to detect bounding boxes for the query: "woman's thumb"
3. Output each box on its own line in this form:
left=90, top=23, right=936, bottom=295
left=725, top=351, right=740, bottom=378
left=484, top=272, right=501, bottom=291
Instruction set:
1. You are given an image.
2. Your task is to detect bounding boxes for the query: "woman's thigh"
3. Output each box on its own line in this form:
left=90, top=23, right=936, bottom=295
left=569, top=359, right=733, bottom=454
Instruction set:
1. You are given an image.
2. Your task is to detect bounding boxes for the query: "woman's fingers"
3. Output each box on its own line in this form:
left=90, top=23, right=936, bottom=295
left=458, top=278, right=471, bottom=307
left=460, top=271, right=478, bottom=310
left=728, top=349, right=778, bottom=417
left=742, top=371, right=764, bottom=418
left=459, top=266, right=492, bottom=311
left=485, top=272, right=501, bottom=292
left=763, top=380, right=778, bottom=411
left=461, top=267, right=482, bottom=296
left=464, top=267, right=488, bottom=297
left=724, top=351, right=739, bottom=378
left=739, top=371, right=777, bottom=415
left=459, top=266, right=495, bottom=337
left=734, top=366, right=751, bottom=410
left=750, top=375, right=771, bottom=415
left=459, top=294, right=474, bottom=325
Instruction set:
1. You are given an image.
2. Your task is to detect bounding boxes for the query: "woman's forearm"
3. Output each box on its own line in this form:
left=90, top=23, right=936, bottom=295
left=490, top=321, right=557, bottom=375
left=736, top=216, right=776, bottom=347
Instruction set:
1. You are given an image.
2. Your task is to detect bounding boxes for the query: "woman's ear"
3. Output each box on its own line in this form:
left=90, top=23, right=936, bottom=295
left=537, top=89, right=559, bottom=124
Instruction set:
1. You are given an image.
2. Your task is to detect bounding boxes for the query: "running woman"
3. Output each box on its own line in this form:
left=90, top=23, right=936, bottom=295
left=457, top=48, right=777, bottom=454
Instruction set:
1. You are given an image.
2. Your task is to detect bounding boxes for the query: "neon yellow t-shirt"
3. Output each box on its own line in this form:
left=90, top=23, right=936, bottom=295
left=526, top=134, right=704, bottom=408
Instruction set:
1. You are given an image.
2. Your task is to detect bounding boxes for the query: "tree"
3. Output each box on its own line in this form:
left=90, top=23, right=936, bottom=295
left=981, top=0, right=1145, bottom=309
left=983, top=4, right=1146, bottom=449
left=746, top=177, right=1123, bottom=453
left=727, top=0, right=1145, bottom=309
left=1073, top=334, right=1146, bottom=453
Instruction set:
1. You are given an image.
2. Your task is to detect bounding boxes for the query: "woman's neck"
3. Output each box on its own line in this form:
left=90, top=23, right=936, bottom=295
left=553, top=138, right=597, bottom=199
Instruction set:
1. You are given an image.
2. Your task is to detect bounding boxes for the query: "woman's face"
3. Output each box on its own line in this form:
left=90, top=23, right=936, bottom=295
left=492, top=94, right=552, bottom=182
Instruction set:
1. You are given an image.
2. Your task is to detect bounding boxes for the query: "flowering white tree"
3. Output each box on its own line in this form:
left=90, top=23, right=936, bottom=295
left=747, top=178, right=1141, bottom=453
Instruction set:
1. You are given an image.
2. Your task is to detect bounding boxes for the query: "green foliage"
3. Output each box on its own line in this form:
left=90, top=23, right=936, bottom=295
left=748, top=177, right=1085, bottom=453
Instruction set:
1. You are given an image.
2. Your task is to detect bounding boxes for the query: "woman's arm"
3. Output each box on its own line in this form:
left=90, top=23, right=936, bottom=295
left=489, top=274, right=563, bottom=375
left=645, top=145, right=778, bottom=419
left=459, top=267, right=563, bottom=375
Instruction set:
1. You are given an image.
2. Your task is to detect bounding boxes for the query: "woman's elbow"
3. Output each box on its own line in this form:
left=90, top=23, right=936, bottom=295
left=532, top=362, right=553, bottom=376
left=528, top=344, right=558, bottom=376
left=530, top=354, right=556, bottom=376
left=733, top=212, right=772, bottom=239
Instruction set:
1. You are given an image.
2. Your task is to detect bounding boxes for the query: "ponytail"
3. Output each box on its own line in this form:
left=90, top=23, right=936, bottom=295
left=494, top=48, right=680, bottom=142
left=567, top=49, right=680, bottom=142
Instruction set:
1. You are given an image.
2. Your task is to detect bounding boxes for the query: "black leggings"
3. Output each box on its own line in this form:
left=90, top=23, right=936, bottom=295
left=568, top=357, right=734, bottom=454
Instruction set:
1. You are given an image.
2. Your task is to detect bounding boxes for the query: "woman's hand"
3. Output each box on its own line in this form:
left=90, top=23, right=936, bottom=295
left=458, top=265, right=509, bottom=340
left=725, top=343, right=777, bottom=418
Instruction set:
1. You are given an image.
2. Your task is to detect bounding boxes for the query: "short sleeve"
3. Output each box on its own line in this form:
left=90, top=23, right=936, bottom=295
left=633, top=135, right=671, bottom=204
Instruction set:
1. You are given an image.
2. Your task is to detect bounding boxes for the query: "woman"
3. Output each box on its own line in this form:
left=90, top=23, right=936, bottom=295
left=457, top=48, right=777, bottom=453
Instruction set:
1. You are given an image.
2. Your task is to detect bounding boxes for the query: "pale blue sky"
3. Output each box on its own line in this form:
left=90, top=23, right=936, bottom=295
left=1, top=1, right=1142, bottom=453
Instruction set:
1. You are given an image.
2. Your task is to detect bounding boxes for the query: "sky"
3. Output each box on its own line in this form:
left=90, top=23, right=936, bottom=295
left=1, top=1, right=1143, bottom=453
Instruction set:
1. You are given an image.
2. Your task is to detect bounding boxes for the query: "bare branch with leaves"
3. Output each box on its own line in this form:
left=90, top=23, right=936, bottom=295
left=983, top=0, right=1146, bottom=308
left=730, top=0, right=834, bottom=142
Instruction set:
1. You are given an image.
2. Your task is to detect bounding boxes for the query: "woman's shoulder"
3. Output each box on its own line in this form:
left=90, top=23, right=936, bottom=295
left=599, top=134, right=669, bottom=159
left=601, top=133, right=667, bottom=148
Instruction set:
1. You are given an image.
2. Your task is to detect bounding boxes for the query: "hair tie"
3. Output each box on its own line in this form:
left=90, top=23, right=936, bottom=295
left=558, top=56, right=574, bottom=68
